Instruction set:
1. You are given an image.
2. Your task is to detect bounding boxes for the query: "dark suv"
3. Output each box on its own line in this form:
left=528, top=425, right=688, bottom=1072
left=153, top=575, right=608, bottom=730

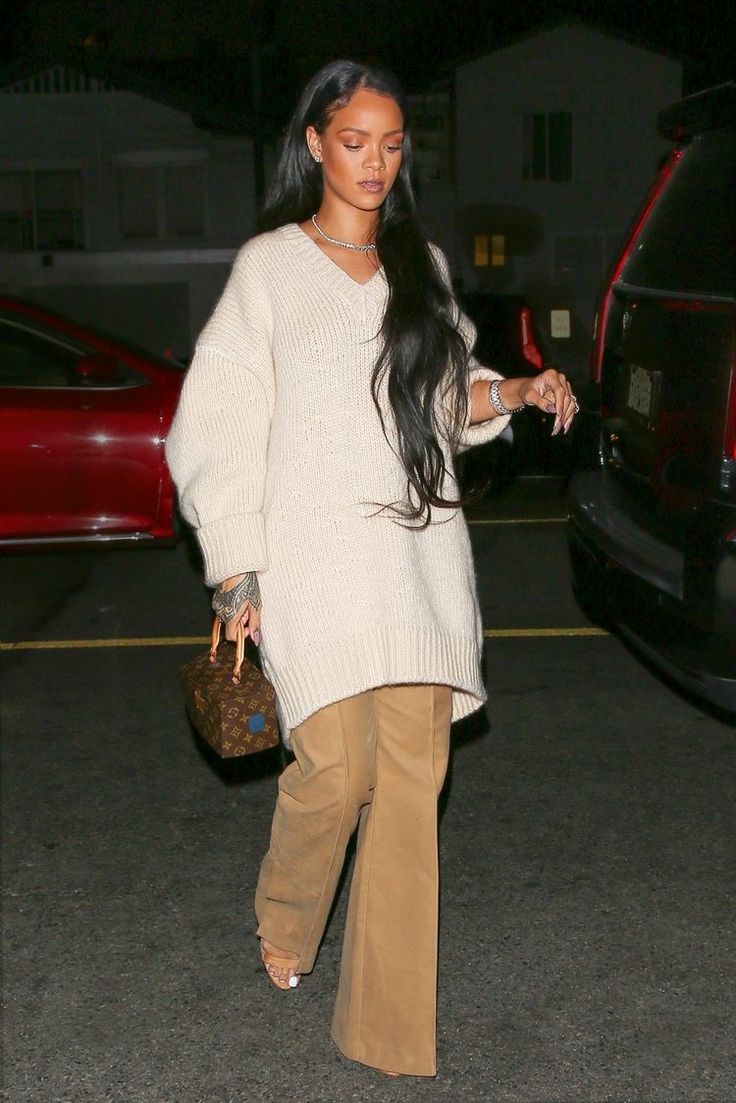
left=568, top=82, right=736, bottom=712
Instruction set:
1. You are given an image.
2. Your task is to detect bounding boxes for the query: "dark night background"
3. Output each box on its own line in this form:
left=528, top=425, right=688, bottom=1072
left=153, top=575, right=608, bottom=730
left=1, top=0, right=733, bottom=136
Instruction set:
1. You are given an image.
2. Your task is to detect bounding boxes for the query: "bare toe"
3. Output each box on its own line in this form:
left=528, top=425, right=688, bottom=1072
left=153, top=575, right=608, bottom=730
left=260, top=938, right=301, bottom=990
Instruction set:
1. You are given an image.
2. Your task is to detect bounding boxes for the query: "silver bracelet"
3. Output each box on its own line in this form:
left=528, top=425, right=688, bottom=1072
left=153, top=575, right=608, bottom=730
left=212, top=572, right=261, bottom=622
left=488, top=378, right=520, bottom=417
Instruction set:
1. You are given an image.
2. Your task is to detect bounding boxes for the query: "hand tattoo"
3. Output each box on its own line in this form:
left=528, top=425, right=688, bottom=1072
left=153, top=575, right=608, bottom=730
left=212, top=572, right=261, bottom=622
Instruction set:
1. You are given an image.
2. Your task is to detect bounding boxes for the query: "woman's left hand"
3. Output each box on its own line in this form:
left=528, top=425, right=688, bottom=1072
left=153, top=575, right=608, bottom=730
left=515, top=368, right=579, bottom=435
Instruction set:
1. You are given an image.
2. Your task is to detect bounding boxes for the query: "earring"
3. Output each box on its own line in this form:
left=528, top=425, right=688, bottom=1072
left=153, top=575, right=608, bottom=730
left=313, top=154, right=322, bottom=163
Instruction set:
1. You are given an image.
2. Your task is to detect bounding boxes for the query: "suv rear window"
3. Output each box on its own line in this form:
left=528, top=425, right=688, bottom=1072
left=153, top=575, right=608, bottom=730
left=619, top=128, right=735, bottom=298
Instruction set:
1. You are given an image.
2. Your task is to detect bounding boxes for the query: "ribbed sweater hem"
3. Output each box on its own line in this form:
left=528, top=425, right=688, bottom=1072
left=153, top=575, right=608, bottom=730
left=261, top=625, right=487, bottom=743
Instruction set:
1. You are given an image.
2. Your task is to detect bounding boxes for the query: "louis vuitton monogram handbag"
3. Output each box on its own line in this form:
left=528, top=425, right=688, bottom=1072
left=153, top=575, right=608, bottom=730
left=180, top=617, right=279, bottom=757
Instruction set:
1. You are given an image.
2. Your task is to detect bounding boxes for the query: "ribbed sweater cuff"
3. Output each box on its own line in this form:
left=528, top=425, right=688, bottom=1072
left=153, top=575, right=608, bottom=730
left=197, top=512, right=268, bottom=586
left=457, top=367, right=512, bottom=453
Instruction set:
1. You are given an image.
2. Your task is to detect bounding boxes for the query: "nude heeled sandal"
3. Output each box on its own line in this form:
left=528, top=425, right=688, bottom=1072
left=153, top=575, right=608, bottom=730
left=259, top=938, right=301, bottom=990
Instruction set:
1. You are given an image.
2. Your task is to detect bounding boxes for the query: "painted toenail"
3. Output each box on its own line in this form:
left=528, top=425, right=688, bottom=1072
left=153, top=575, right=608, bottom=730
left=288, top=975, right=299, bottom=988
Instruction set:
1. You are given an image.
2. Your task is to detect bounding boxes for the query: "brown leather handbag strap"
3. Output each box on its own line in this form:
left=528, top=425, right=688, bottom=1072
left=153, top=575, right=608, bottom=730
left=209, top=615, right=246, bottom=684
left=232, top=620, right=245, bottom=684
left=209, top=616, right=222, bottom=657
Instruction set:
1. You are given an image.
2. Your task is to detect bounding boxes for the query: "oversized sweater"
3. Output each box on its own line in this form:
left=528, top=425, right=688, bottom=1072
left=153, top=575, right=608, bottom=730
left=165, top=224, right=510, bottom=741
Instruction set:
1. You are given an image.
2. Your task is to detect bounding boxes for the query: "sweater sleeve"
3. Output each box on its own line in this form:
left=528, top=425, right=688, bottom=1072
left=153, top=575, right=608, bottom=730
left=165, top=242, right=275, bottom=587
left=429, top=243, right=512, bottom=455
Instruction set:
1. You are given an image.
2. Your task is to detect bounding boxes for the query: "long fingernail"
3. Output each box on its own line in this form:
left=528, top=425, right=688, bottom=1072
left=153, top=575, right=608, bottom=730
left=252, top=630, right=261, bottom=646
left=546, top=403, right=556, bottom=413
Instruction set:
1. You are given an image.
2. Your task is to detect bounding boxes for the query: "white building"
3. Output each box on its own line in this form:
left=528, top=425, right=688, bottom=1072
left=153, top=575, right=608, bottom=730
left=0, top=63, right=256, bottom=359
left=454, top=21, right=682, bottom=374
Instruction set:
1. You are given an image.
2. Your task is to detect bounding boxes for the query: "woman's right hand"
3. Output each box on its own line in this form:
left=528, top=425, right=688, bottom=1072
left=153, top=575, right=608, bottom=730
left=212, top=572, right=262, bottom=646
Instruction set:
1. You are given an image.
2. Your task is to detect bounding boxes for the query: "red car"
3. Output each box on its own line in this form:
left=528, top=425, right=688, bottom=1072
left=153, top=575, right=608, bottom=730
left=0, top=299, right=184, bottom=547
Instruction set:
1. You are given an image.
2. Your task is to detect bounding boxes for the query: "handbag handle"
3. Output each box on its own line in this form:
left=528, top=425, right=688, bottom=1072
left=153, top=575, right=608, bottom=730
left=209, top=616, right=245, bottom=684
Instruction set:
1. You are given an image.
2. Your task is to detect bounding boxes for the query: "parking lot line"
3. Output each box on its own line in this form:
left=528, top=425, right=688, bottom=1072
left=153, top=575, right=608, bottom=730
left=0, top=626, right=608, bottom=651
left=0, top=636, right=211, bottom=651
left=484, top=627, right=608, bottom=638
left=467, top=517, right=566, bottom=525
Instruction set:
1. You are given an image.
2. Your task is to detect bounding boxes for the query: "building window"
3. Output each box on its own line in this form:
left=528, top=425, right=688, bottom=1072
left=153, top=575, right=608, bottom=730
left=474, top=234, right=506, bottom=267
left=118, top=162, right=206, bottom=242
left=0, top=169, right=85, bottom=251
left=522, top=112, right=572, bottom=181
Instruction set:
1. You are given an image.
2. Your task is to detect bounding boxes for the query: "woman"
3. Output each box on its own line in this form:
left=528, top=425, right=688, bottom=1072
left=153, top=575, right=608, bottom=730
left=166, top=59, right=577, bottom=1078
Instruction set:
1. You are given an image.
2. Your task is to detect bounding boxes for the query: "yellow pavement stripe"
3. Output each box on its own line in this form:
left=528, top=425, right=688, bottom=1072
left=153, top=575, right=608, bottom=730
left=1, top=627, right=608, bottom=651
left=0, top=635, right=210, bottom=651
left=484, top=627, right=608, bottom=638
left=468, top=516, right=566, bottom=525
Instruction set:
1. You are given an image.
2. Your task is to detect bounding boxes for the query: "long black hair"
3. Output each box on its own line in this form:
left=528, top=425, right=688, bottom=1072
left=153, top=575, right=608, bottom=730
left=262, top=59, right=471, bottom=527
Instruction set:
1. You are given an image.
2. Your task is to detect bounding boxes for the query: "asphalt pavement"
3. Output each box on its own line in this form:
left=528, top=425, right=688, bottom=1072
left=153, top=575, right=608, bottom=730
left=2, top=477, right=735, bottom=1103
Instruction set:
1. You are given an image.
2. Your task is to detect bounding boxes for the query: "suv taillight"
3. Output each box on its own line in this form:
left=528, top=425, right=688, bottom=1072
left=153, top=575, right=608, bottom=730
left=719, top=352, right=736, bottom=495
left=519, top=307, right=544, bottom=371
left=728, top=386, right=736, bottom=459
left=591, top=149, right=682, bottom=383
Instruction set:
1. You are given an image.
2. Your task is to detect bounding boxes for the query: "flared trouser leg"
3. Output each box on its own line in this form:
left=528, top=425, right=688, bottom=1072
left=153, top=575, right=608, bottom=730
left=255, top=690, right=378, bottom=974
left=330, top=684, right=452, bottom=1076
left=254, top=682, right=452, bottom=1077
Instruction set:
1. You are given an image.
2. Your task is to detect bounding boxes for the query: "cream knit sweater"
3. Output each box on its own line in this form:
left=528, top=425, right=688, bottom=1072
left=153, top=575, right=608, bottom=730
left=166, top=224, right=510, bottom=741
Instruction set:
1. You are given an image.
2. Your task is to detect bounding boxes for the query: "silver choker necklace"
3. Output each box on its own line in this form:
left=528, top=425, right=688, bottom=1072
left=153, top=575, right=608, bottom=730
left=311, top=214, right=377, bottom=253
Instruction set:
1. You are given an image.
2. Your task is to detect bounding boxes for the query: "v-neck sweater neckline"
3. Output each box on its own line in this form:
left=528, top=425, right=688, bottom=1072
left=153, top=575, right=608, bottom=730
left=280, top=222, right=386, bottom=303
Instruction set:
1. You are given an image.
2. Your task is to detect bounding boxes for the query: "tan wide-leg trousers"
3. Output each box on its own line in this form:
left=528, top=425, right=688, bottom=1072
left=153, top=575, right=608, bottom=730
left=254, top=682, right=453, bottom=1077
